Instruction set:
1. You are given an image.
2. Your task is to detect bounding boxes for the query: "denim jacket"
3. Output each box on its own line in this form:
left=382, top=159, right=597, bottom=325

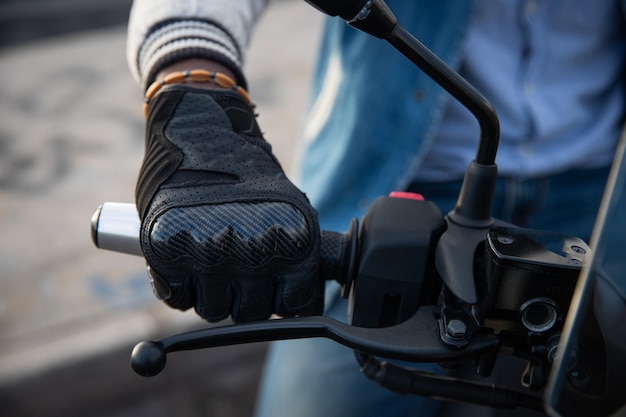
left=299, top=1, right=474, bottom=231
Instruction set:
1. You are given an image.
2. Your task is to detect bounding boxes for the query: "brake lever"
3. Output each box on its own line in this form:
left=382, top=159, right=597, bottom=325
left=131, top=306, right=500, bottom=377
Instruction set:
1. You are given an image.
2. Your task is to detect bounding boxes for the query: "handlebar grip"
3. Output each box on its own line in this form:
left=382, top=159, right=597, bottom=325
left=320, top=230, right=345, bottom=282
left=91, top=202, right=356, bottom=285
left=319, top=219, right=358, bottom=288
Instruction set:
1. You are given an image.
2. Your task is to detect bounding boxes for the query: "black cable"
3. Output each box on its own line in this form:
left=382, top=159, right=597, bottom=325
left=354, top=351, right=544, bottom=412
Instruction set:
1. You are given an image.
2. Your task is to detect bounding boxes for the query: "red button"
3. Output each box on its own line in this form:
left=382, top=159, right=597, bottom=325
left=389, top=191, right=424, bottom=200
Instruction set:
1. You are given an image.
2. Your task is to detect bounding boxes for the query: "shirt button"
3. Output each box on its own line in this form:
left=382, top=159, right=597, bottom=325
left=524, top=82, right=536, bottom=94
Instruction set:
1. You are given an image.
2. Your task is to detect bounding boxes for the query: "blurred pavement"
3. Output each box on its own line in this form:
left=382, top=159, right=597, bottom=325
left=0, top=0, right=133, bottom=47
left=0, top=1, right=323, bottom=416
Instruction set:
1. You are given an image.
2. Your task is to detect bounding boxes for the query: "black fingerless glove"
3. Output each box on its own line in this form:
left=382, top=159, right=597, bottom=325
left=136, top=84, right=322, bottom=322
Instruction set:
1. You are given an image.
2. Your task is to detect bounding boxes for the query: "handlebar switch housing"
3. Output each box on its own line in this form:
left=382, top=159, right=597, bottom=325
left=347, top=196, right=445, bottom=328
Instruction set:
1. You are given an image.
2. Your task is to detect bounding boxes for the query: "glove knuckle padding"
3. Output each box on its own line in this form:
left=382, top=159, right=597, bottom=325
left=136, top=85, right=322, bottom=322
left=150, top=203, right=310, bottom=266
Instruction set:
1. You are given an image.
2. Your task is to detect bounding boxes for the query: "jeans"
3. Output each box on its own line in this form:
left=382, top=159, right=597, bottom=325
left=253, top=166, right=612, bottom=417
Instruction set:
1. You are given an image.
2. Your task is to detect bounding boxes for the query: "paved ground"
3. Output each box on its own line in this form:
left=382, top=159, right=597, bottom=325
left=0, top=2, right=323, bottom=416
left=0, top=0, right=133, bottom=47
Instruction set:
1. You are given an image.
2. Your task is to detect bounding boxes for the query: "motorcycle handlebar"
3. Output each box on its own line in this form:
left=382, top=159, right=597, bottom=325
left=91, top=202, right=355, bottom=285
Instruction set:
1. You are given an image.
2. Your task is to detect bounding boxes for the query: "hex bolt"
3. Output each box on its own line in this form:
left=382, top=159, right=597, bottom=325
left=446, top=319, right=468, bottom=339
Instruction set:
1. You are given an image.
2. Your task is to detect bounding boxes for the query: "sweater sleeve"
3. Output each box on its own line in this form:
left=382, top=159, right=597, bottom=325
left=126, top=0, right=267, bottom=90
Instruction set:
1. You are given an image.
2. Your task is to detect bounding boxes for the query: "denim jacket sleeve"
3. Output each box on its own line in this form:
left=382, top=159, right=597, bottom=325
left=126, top=0, right=267, bottom=89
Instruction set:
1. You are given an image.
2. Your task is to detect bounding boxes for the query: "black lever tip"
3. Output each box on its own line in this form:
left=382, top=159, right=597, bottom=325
left=131, top=341, right=167, bottom=377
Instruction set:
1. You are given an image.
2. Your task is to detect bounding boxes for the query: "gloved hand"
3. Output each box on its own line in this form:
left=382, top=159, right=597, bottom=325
left=136, top=84, right=322, bottom=322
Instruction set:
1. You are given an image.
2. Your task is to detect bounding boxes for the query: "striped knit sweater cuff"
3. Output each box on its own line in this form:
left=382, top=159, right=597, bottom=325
left=136, top=19, right=248, bottom=91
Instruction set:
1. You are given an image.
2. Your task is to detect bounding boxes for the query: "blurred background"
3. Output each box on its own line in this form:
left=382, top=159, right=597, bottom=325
left=0, top=0, right=323, bottom=415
